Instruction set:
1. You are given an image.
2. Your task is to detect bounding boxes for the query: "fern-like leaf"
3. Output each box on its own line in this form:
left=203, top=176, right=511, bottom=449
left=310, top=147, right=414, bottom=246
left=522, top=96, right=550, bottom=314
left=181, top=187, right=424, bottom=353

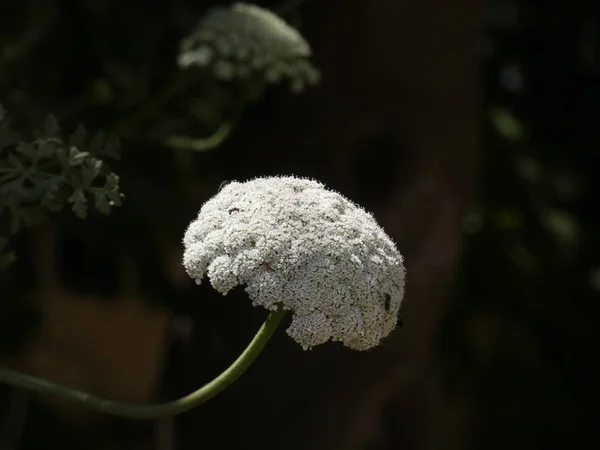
left=0, top=106, right=124, bottom=267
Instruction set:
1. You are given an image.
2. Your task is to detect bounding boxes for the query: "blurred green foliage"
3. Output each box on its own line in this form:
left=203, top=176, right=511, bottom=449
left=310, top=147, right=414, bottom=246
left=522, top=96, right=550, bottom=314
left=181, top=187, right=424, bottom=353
left=439, top=2, right=600, bottom=449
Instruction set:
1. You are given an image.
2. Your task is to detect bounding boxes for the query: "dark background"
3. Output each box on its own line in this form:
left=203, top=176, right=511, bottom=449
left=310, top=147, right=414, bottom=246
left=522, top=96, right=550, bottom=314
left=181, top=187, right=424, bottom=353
left=0, top=1, right=598, bottom=449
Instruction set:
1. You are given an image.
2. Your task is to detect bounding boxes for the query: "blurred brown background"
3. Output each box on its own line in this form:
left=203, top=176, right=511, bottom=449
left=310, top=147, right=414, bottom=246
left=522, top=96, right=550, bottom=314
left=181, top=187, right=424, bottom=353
left=0, top=1, right=598, bottom=450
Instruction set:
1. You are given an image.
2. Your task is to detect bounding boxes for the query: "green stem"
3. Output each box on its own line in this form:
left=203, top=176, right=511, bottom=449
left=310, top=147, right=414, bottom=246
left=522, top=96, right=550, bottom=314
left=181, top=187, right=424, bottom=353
left=0, top=309, right=286, bottom=419
left=165, top=120, right=235, bottom=152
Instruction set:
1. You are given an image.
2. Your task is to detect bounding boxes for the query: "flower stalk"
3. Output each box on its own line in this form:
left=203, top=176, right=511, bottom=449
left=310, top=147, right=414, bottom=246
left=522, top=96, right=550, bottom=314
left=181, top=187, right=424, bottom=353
left=0, top=308, right=286, bottom=419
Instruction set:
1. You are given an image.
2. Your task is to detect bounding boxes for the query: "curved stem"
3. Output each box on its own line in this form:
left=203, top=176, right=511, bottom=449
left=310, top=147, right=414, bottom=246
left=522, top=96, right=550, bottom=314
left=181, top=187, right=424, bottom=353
left=0, top=309, right=286, bottom=419
left=165, top=120, right=236, bottom=152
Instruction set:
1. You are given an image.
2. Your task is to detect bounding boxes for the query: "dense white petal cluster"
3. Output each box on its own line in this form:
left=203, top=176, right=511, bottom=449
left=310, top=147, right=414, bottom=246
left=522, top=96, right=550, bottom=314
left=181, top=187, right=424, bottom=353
left=183, top=176, right=406, bottom=350
left=178, top=3, right=320, bottom=92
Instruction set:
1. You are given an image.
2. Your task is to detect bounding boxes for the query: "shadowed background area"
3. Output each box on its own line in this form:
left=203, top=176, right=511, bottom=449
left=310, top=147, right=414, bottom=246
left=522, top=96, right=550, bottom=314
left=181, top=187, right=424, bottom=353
left=0, top=1, right=598, bottom=450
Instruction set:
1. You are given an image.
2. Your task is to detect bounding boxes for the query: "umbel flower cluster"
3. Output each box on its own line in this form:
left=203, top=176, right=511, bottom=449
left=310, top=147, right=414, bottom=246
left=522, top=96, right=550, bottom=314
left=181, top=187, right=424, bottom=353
left=183, top=176, right=406, bottom=351
left=178, top=3, right=321, bottom=92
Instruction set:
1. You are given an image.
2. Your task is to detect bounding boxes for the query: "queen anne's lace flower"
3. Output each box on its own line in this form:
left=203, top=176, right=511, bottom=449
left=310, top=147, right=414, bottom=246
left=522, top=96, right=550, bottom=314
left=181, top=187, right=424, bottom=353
left=183, top=176, right=406, bottom=350
left=178, top=3, right=320, bottom=92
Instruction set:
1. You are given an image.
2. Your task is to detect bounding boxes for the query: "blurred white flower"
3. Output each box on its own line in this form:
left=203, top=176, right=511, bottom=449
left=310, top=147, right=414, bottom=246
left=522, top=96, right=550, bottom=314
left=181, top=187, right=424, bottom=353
left=183, top=176, right=405, bottom=351
left=178, top=3, right=321, bottom=91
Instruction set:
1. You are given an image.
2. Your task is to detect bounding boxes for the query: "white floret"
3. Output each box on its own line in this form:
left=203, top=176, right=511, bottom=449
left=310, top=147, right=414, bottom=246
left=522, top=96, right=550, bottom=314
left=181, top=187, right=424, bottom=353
left=182, top=176, right=406, bottom=350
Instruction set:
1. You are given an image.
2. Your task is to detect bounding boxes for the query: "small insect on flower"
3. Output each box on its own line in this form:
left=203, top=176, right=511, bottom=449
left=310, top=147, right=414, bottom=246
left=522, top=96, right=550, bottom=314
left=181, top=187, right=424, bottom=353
left=384, top=293, right=391, bottom=311
left=183, top=176, right=406, bottom=351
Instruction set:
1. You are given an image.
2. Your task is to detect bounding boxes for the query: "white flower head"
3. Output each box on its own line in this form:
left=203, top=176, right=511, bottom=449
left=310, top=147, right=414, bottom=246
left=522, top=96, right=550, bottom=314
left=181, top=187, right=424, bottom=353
left=183, top=176, right=406, bottom=351
left=178, top=3, right=321, bottom=91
